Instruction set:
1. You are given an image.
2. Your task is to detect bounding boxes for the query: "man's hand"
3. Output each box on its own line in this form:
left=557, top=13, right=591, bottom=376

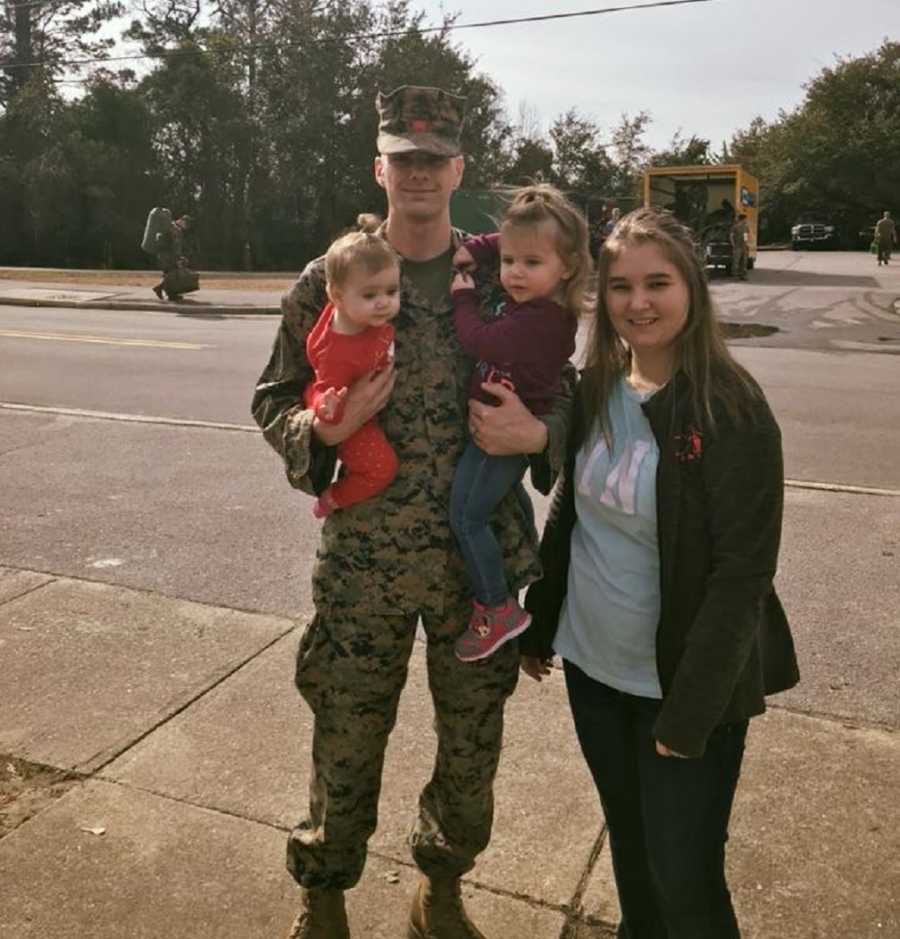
left=469, top=382, right=549, bottom=456
left=451, top=270, right=475, bottom=294
left=520, top=655, right=552, bottom=682
left=452, top=245, right=475, bottom=271
left=313, top=364, right=395, bottom=446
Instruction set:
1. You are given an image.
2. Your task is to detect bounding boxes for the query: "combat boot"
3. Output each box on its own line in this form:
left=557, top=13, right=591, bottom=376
left=285, top=887, right=350, bottom=939
left=407, top=876, right=487, bottom=939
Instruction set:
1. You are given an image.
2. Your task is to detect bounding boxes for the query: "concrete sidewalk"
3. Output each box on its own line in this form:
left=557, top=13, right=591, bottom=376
left=0, top=275, right=284, bottom=315
left=1, top=566, right=898, bottom=938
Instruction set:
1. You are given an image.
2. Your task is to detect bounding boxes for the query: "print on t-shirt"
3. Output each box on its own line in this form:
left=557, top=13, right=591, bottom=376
left=578, top=437, right=652, bottom=516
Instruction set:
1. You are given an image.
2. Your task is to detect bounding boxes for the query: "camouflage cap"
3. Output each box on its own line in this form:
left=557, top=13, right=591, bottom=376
left=376, top=85, right=466, bottom=157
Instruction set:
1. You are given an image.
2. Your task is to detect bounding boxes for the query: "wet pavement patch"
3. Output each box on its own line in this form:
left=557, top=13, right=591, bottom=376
left=1, top=755, right=80, bottom=838
left=721, top=322, right=780, bottom=339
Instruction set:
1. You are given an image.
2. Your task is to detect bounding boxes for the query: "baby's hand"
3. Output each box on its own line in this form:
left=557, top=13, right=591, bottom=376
left=315, top=386, right=348, bottom=423
left=451, top=270, right=475, bottom=293
left=452, top=245, right=476, bottom=271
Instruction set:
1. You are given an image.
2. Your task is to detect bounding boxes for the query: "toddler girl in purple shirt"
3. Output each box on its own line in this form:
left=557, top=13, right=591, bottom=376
left=450, top=184, right=591, bottom=661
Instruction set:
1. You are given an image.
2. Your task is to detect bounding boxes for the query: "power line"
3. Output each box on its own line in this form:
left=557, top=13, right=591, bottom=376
left=1, top=0, right=714, bottom=73
left=3, top=0, right=80, bottom=11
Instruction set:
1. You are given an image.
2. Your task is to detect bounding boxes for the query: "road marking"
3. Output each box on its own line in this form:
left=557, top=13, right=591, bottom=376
left=784, top=479, right=900, bottom=498
left=0, top=402, right=256, bottom=433
left=2, top=401, right=899, bottom=497
left=0, top=329, right=208, bottom=350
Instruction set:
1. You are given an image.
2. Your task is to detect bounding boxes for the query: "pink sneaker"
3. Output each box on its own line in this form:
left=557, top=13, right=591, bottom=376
left=455, top=598, right=532, bottom=662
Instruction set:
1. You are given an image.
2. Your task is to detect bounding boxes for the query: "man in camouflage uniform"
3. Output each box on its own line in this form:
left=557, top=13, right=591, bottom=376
left=251, top=85, right=572, bottom=939
left=731, top=212, right=749, bottom=280
left=875, top=210, right=896, bottom=266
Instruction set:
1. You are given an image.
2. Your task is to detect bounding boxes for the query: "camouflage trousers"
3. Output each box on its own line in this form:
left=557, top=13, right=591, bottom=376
left=286, top=591, right=520, bottom=890
left=731, top=245, right=748, bottom=278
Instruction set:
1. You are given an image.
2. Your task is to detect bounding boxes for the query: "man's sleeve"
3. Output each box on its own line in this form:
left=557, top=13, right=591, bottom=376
left=529, top=360, right=576, bottom=495
left=250, top=262, right=337, bottom=495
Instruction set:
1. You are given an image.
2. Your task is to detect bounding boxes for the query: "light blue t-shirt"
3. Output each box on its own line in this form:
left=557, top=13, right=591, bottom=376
left=553, top=376, right=663, bottom=698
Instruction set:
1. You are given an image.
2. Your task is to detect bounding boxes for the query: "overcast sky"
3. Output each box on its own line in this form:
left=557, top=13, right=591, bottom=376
left=415, top=0, right=900, bottom=150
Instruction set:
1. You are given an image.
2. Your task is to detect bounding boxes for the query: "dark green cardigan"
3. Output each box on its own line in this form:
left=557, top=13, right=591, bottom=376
left=522, top=369, right=800, bottom=758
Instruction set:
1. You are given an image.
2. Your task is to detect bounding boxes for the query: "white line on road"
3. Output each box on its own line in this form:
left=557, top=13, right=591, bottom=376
left=783, top=479, right=900, bottom=498
left=0, top=402, right=256, bottom=433
left=0, top=329, right=209, bottom=350
left=2, top=401, right=899, bottom=498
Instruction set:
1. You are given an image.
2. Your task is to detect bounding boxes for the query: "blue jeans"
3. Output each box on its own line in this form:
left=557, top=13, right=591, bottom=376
left=563, top=660, right=747, bottom=939
left=449, top=441, right=529, bottom=607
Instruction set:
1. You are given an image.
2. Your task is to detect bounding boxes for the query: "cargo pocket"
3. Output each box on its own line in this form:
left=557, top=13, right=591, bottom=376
left=294, top=614, right=328, bottom=707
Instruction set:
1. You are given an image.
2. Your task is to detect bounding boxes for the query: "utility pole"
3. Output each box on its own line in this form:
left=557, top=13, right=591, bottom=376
left=11, top=0, right=35, bottom=96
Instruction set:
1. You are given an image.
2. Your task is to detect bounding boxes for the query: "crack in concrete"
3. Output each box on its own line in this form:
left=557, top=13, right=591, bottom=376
left=559, top=825, right=612, bottom=938
left=0, top=435, right=63, bottom=460
left=80, top=621, right=297, bottom=776
left=3, top=567, right=897, bottom=936
left=0, top=576, right=57, bottom=607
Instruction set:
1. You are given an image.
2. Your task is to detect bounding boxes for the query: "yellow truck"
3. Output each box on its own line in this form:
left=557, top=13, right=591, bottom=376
left=642, top=164, right=759, bottom=272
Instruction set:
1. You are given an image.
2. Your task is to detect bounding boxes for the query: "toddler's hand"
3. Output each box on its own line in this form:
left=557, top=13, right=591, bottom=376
left=315, top=386, right=348, bottom=423
left=452, top=245, right=475, bottom=271
left=451, top=270, right=475, bottom=293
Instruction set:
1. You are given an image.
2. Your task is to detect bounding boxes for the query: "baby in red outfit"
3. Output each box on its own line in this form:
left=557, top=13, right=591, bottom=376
left=304, top=217, right=401, bottom=518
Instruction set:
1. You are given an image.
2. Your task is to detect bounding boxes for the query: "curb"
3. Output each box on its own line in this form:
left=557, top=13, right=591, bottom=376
left=0, top=296, right=280, bottom=316
left=1, top=266, right=298, bottom=279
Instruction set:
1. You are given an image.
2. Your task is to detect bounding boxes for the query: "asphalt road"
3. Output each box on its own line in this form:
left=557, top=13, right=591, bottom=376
left=1, top=249, right=898, bottom=733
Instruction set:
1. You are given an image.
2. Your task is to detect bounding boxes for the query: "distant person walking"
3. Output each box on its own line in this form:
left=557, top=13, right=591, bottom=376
left=731, top=212, right=749, bottom=279
left=874, top=211, right=896, bottom=266
left=602, top=207, right=622, bottom=240
left=153, top=214, right=194, bottom=301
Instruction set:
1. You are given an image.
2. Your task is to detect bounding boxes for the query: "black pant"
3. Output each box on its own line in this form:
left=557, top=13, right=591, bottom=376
left=563, top=660, right=747, bottom=939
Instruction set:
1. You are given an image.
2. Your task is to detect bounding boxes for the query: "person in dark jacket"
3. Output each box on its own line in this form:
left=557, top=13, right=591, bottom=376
left=520, top=207, right=799, bottom=939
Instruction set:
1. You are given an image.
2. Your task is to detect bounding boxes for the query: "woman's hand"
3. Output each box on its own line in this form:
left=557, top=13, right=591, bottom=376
left=469, top=382, right=549, bottom=456
left=655, top=740, right=690, bottom=759
left=520, top=655, right=553, bottom=682
left=313, top=364, right=395, bottom=447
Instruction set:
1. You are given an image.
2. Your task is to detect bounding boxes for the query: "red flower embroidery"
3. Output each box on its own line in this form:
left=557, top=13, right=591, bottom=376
left=674, top=426, right=703, bottom=461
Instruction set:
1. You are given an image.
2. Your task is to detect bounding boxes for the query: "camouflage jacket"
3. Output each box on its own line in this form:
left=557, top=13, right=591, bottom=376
left=155, top=224, right=184, bottom=271
left=251, top=227, right=574, bottom=620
